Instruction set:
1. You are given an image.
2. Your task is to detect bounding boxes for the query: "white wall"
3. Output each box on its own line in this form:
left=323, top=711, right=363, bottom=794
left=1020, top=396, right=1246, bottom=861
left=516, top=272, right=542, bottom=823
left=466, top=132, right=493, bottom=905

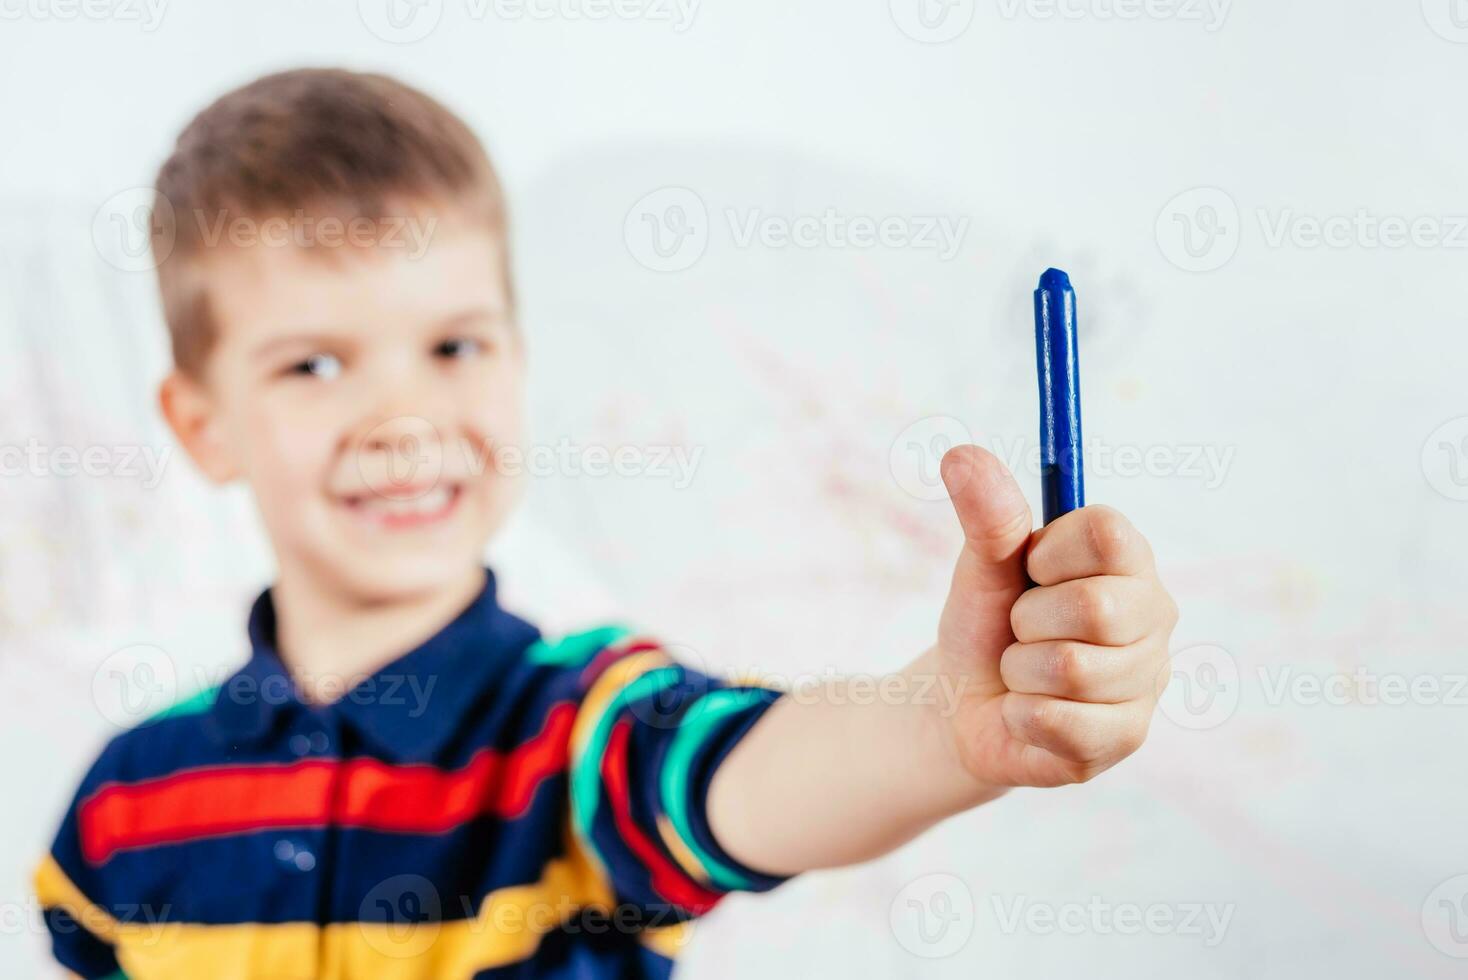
left=2, top=1, right=1466, bottom=976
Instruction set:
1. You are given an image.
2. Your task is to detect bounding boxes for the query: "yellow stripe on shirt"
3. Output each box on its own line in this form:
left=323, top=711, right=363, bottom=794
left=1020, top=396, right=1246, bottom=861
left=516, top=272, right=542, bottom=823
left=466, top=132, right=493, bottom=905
left=569, top=649, right=673, bottom=764
left=35, top=823, right=633, bottom=980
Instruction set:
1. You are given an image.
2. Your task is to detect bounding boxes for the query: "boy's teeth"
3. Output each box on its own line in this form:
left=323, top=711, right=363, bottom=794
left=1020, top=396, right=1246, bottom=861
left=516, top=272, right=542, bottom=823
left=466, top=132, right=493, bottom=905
left=357, top=486, right=452, bottom=515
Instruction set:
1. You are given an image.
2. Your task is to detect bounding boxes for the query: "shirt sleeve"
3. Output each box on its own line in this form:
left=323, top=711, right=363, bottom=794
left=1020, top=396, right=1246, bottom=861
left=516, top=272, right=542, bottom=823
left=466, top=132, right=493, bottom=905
left=34, top=756, right=128, bottom=979
left=563, top=627, right=792, bottom=925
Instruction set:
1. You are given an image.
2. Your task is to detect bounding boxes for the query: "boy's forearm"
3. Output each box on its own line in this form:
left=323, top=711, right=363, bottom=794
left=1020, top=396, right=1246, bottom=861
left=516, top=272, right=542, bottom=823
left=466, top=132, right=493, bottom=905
left=707, top=647, right=1006, bottom=876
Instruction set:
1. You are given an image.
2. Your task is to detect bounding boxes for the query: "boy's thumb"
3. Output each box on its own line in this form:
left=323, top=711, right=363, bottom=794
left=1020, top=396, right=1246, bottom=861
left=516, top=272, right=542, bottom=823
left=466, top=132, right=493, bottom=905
left=937, top=445, right=1032, bottom=669
left=939, top=445, right=1032, bottom=576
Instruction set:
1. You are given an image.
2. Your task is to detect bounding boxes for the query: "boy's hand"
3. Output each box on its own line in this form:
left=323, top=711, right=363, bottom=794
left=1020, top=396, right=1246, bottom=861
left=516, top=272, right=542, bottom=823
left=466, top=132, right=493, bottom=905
left=933, top=445, right=1178, bottom=789
left=706, top=442, right=1177, bottom=874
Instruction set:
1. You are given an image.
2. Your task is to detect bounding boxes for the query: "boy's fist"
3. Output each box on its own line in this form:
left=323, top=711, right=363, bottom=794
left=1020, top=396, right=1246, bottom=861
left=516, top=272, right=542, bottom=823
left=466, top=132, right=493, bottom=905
left=933, top=445, right=1178, bottom=789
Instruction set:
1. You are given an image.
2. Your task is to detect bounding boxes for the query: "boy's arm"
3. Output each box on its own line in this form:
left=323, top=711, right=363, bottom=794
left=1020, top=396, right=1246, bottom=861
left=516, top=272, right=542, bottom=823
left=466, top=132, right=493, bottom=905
left=708, top=446, right=1178, bottom=875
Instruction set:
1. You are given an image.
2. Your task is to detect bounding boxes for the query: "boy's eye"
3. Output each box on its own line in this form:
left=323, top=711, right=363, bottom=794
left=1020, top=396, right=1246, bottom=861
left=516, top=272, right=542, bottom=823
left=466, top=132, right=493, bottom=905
left=435, top=337, right=486, bottom=359
left=288, top=353, right=342, bottom=379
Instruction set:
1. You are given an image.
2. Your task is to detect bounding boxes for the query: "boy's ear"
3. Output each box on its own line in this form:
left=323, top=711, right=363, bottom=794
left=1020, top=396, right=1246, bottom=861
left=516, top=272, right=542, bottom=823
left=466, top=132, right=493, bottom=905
left=158, top=370, right=239, bottom=484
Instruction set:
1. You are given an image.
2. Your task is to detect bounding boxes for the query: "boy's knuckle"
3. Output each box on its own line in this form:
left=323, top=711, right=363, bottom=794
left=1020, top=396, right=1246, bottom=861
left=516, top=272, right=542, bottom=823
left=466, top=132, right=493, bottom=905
left=1116, top=719, right=1148, bottom=759
left=1164, top=593, right=1181, bottom=630
left=1049, top=642, right=1093, bottom=692
left=1083, top=506, right=1133, bottom=570
left=1026, top=696, right=1065, bottom=737
left=968, top=504, right=1031, bottom=550
left=1064, top=757, right=1107, bottom=785
left=1075, top=579, right=1117, bottom=634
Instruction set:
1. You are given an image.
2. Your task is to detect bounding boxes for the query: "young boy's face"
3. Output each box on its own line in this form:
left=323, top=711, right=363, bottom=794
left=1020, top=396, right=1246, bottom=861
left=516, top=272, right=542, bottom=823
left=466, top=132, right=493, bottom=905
left=163, top=213, right=524, bottom=603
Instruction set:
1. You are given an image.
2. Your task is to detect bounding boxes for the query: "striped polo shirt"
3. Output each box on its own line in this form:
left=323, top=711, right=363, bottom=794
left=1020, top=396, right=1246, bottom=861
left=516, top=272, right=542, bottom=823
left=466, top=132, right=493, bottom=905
left=34, top=568, right=789, bottom=979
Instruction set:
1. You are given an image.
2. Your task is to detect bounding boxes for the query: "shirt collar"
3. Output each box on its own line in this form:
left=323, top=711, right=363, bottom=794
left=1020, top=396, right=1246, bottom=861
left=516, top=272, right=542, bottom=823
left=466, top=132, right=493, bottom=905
left=208, top=567, right=541, bottom=763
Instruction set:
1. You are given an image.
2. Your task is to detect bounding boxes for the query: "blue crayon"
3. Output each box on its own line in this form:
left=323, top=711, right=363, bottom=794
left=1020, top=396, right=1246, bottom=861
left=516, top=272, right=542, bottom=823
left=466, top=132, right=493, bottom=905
left=1033, top=268, right=1085, bottom=525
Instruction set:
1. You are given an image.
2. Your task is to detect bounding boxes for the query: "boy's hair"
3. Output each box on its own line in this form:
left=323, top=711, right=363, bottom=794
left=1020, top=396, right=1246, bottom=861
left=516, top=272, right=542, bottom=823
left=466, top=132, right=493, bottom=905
left=151, top=67, right=512, bottom=378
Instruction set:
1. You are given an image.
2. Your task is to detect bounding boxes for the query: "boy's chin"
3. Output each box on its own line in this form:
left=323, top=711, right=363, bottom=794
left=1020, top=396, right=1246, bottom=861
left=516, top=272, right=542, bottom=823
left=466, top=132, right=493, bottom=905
left=309, top=548, right=489, bottom=605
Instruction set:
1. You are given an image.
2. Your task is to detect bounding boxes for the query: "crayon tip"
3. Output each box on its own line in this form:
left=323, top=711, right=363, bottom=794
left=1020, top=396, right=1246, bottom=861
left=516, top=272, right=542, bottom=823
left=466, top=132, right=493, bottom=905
left=1038, top=267, right=1072, bottom=292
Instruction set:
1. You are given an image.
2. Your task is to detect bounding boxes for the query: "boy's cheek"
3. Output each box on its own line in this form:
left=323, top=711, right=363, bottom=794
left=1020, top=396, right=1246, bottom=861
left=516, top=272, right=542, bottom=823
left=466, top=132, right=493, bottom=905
left=467, top=377, right=526, bottom=471
left=228, top=413, right=339, bottom=514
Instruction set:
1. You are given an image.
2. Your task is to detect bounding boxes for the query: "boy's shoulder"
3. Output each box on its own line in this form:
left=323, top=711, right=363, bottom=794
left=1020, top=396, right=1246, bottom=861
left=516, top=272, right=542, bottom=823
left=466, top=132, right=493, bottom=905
left=78, top=682, right=230, bottom=795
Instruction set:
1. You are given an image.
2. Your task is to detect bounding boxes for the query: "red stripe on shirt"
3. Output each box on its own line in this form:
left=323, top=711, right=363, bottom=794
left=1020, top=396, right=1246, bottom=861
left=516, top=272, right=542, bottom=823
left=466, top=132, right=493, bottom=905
left=578, top=640, right=664, bottom=688
left=79, top=701, right=577, bottom=865
left=600, top=720, right=722, bottom=915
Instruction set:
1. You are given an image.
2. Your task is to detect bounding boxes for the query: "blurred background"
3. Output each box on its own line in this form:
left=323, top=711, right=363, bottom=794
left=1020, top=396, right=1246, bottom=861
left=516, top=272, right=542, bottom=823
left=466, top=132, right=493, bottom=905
left=3, top=1, right=1467, bottom=976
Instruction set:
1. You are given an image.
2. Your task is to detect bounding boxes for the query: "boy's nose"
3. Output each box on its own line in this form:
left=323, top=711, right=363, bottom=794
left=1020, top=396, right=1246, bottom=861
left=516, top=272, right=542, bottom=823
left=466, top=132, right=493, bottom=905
left=359, top=412, right=441, bottom=455
left=351, top=411, right=450, bottom=496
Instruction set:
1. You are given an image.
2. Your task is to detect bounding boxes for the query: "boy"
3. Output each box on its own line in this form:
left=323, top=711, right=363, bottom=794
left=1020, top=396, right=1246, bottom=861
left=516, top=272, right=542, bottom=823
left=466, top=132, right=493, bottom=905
left=35, top=68, right=1177, bottom=979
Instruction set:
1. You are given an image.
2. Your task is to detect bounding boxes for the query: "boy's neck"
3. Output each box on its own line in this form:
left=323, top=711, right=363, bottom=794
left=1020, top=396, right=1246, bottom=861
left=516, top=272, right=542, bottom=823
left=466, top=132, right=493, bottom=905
left=270, top=562, right=488, bottom=704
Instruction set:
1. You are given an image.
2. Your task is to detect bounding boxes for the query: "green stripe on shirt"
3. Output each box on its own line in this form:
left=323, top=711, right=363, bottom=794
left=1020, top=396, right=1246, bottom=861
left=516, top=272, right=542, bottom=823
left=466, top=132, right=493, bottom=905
left=570, top=666, right=685, bottom=847
left=659, top=688, right=774, bottom=892
left=144, top=685, right=221, bottom=725
left=526, top=625, right=634, bottom=668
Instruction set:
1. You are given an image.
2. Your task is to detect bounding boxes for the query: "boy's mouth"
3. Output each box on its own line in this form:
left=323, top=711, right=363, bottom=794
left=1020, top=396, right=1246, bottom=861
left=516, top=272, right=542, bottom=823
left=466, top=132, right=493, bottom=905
left=339, top=482, right=463, bottom=530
